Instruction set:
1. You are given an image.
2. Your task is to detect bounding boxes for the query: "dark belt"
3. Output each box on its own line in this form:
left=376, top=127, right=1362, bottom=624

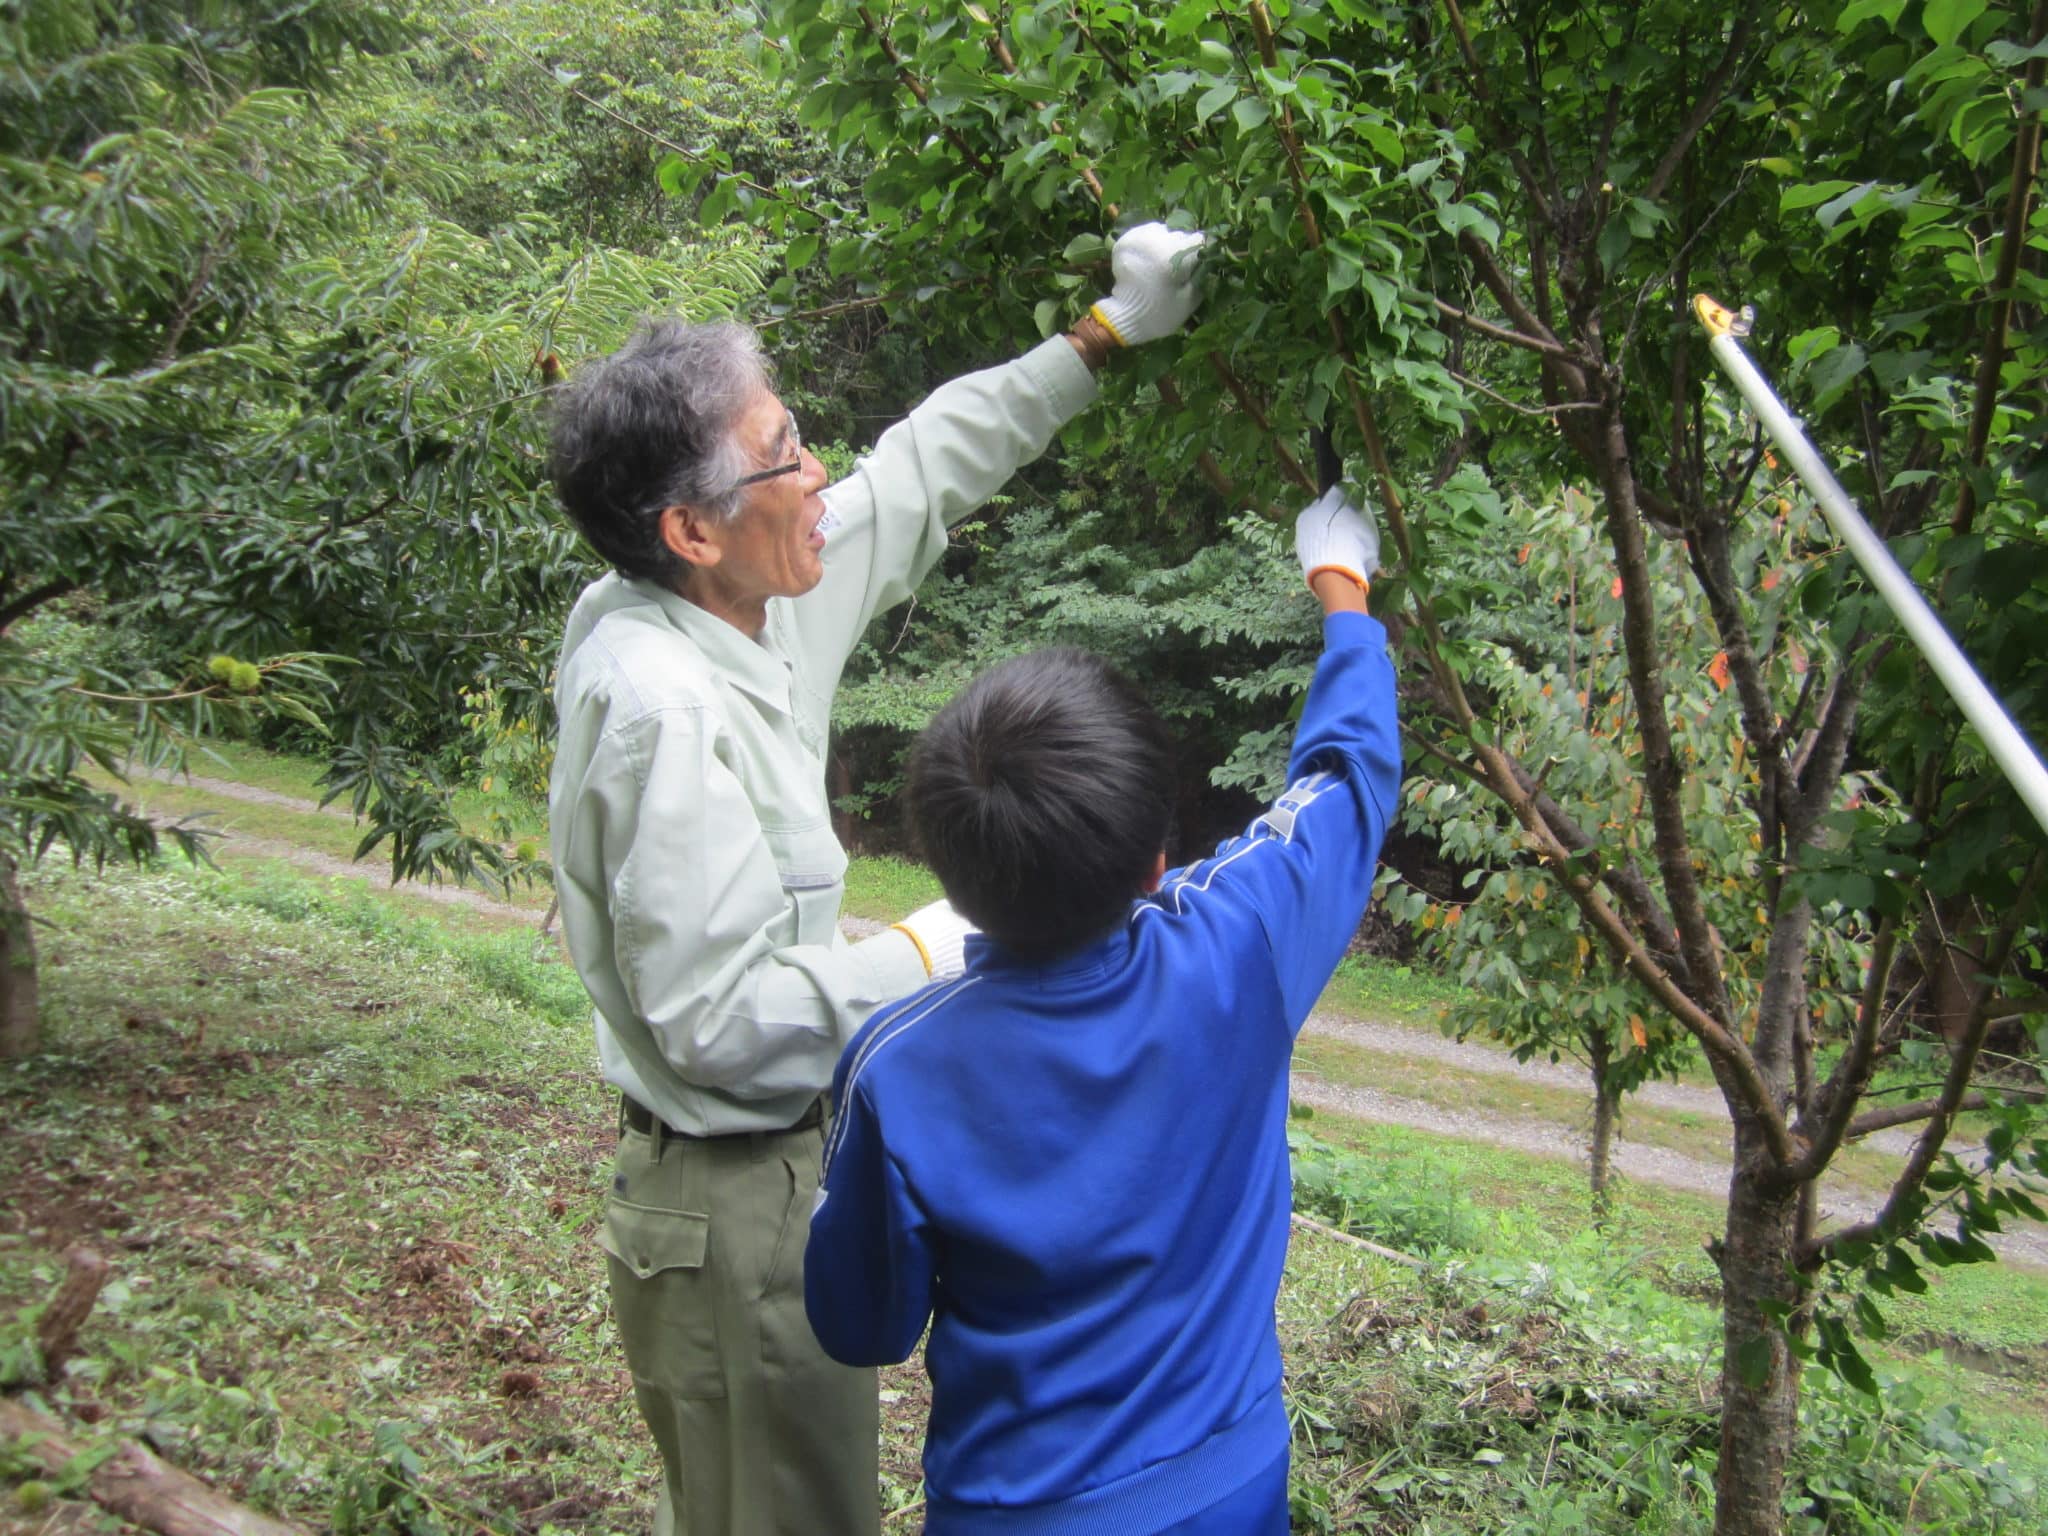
left=621, top=1094, right=824, bottom=1140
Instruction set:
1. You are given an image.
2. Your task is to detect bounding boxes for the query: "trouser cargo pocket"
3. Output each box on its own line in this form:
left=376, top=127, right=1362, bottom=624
left=601, top=1152, right=725, bottom=1399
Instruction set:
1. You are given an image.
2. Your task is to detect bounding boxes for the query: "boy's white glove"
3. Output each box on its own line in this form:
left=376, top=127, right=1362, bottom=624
left=1294, top=486, right=1380, bottom=592
left=1089, top=223, right=1207, bottom=347
left=891, top=899, right=977, bottom=980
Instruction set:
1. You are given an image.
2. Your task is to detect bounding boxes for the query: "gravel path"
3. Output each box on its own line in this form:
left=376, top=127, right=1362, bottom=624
left=146, top=770, right=2048, bottom=1269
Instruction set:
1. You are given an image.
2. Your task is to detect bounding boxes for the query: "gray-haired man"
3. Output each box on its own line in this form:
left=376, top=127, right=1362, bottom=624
left=545, top=225, right=1205, bottom=1534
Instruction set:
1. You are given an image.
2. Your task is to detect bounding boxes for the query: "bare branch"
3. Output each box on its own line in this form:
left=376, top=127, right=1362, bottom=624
left=1641, top=8, right=1759, bottom=204
left=0, top=578, right=79, bottom=633
left=1450, top=369, right=1602, bottom=418
left=1792, top=913, right=1901, bottom=1180
left=1431, top=297, right=1579, bottom=360
left=1844, top=1088, right=2043, bottom=1140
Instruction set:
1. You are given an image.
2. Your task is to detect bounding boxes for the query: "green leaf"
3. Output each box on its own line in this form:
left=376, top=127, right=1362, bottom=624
left=1781, top=179, right=1859, bottom=213
left=1232, top=96, right=1272, bottom=132
left=1735, top=1332, right=1776, bottom=1390
left=784, top=233, right=819, bottom=270
left=1806, top=342, right=1867, bottom=409
left=1815, top=181, right=1878, bottom=230
left=1837, top=0, right=1909, bottom=31
left=1194, top=82, right=1237, bottom=124
left=1595, top=217, right=1631, bottom=273
left=1922, top=0, right=1988, bottom=46
left=1788, top=325, right=1841, bottom=365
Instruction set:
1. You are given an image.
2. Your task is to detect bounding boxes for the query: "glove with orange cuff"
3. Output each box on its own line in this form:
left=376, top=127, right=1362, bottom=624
left=1294, top=486, right=1381, bottom=594
left=891, top=898, right=977, bottom=981
left=1089, top=223, right=1207, bottom=348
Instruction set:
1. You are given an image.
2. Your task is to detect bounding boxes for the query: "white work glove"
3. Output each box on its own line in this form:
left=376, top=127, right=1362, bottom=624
left=1294, top=486, right=1381, bottom=592
left=891, top=898, right=978, bottom=981
left=1089, top=222, right=1207, bottom=347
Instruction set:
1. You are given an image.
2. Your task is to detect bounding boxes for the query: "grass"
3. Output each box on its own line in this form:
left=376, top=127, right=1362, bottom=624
left=3, top=859, right=636, bottom=1531
left=1323, top=953, right=1475, bottom=1023
left=5, top=856, right=2045, bottom=1534
left=1289, top=1101, right=2048, bottom=1418
left=17, top=747, right=2048, bottom=1530
left=841, top=853, right=944, bottom=924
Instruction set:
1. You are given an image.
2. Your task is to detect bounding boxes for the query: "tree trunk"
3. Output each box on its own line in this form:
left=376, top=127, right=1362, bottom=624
left=1588, top=1029, right=1619, bottom=1227
left=1714, top=1127, right=1807, bottom=1536
left=0, top=849, right=39, bottom=1059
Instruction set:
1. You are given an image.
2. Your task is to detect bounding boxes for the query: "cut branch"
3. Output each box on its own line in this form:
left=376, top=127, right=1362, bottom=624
left=0, top=1397, right=312, bottom=1536
left=34, top=1246, right=109, bottom=1379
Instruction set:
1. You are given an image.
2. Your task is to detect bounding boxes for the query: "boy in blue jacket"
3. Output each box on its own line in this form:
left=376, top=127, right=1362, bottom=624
left=805, top=489, right=1400, bottom=1534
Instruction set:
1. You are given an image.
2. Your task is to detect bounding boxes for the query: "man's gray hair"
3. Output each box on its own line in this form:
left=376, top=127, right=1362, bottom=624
left=548, top=319, right=773, bottom=585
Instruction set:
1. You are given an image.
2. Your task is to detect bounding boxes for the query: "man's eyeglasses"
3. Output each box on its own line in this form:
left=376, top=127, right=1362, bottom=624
left=727, top=415, right=803, bottom=492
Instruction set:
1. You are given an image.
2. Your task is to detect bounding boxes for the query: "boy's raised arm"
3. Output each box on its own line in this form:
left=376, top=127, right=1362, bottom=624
left=1154, top=489, right=1400, bottom=1025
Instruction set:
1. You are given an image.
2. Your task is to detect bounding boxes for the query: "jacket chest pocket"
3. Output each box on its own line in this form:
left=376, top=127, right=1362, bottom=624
left=762, top=819, right=847, bottom=891
left=761, top=820, right=848, bottom=947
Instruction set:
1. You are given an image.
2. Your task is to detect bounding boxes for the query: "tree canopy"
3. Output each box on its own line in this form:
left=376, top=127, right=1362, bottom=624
left=746, top=2, right=2047, bottom=1530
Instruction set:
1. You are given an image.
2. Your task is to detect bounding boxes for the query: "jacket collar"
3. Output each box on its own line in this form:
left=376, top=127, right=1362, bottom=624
left=632, top=579, right=793, bottom=712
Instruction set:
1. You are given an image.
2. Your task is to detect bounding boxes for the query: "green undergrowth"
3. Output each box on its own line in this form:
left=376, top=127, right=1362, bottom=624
left=8, top=856, right=2042, bottom=1534
left=1277, top=1224, right=2042, bottom=1534
left=1283, top=1119, right=2048, bottom=1531
left=3, top=858, right=637, bottom=1532
left=1290, top=1107, right=2048, bottom=1400
left=841, top=852, right=944, bottom=924
left=1323, top=954, right=1477, bottom=1024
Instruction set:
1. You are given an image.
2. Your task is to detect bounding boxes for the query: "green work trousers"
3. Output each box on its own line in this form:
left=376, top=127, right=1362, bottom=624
left=601, top=1114, right=880, bottom=1536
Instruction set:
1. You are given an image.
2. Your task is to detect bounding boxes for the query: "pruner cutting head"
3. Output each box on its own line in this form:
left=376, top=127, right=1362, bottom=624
left=1310, top=421, right=1343, bottom=496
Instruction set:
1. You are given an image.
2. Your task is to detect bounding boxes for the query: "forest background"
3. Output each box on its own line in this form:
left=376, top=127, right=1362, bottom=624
left=3, top=1, right=2047, bottom=1534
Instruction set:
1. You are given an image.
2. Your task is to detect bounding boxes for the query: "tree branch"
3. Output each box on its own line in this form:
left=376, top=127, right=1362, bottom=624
left=0, top=578, right=79, bottom=633
left=856, top=6, right=997, bottom=178
left=1805, top=852, right=2047, bottom=1264
left=1640, top=7, right=1759, bottom=204
left=1791, top=912, right=1901, bottom=1180
left=1842, top=1088, right=2039, bottom=1140
left=1440, top=0, right=1554, bottom=228
left=1206, top=355, right=1316, bottom=495
left=1152, top=377, right=1284, bottom=518
left=1593, top=394, right=1734, bottom=1028
left=1430, top=296, right=1578, bottom=359
left=1400, top=726, right=1789, bottom=1153
left=1952, top=0, right=2048, bottom=534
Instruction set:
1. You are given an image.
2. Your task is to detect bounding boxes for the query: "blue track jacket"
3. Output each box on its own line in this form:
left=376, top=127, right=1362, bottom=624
left=806, top=612, right=1400, bottom=1534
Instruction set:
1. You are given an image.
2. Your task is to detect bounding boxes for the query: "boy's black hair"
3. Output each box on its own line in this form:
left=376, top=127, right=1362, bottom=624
left=907, top=648, right=1176, bottom=962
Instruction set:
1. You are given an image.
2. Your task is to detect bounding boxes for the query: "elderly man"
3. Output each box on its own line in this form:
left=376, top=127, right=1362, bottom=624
left=546, top=223, right=1205, bottom=1536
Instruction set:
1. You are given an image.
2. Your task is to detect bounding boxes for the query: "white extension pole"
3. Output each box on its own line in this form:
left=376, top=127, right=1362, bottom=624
left=1692, top=293, right=2048, bottom=840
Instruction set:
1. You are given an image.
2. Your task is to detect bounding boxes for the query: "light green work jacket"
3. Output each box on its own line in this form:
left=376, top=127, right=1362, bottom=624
left=548, top=336, right=1099, bottom=1134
